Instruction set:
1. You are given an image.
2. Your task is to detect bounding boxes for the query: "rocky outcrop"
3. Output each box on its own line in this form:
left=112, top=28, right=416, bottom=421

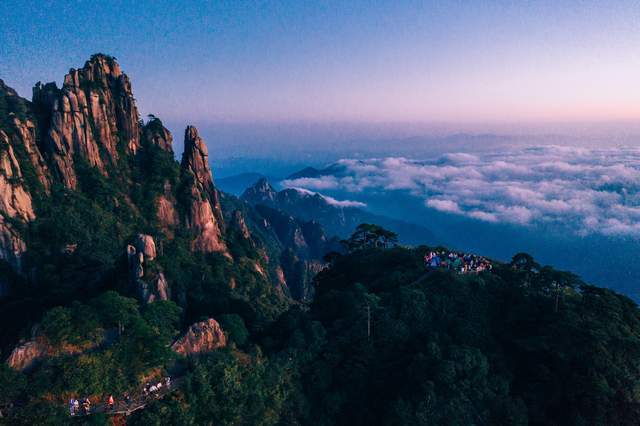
left=6, top=338, right=44, bottom=371
left=232, top=210, right=251, bottom=240
left=0, top=130, right=35, bottom=272
left=155, top=192, right=179, bottom=237
left=180, top=126, right=227, bottom=254
left=142, top=118, right=173, bottom=152
left=32, top=54, right=141, bottom=188
left=127, top=235, right=169, bottom=304
left=171, top=318, right=227, bottom=356
left=8, top=116, right=51, bottom=192
left=6, top=330, right=105, bottom=371
left=135, top=233, right=156, bottom=260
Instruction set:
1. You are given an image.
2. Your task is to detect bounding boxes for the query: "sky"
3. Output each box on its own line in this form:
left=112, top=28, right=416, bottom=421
left=1, top=0, right=639, bottom=128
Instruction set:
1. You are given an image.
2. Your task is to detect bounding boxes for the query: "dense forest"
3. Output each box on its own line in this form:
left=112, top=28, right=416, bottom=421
left=1, top=55, right=639, bottom=425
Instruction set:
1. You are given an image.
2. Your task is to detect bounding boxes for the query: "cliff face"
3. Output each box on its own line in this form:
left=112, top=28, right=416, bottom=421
left=0, top=130, right=35, bottom=272
left=180, top=126, right=228, bottom=255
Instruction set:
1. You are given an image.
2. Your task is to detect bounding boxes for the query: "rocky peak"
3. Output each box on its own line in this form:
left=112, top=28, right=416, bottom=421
left=32, top=54, right=141, bottom=188
left=180, top=126, right=227, bottom=254
left=181, top=126, right=216, bottom=198
left=171, top=318, right=227, bottom=356
left=241, top=178, right=277, bottom=204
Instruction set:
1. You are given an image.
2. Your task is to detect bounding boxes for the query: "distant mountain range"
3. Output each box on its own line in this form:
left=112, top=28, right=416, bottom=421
left=240, top=177, right=439, bottom=245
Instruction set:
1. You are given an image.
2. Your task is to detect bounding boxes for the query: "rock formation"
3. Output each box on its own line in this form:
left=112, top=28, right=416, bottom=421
left=127, top=235, right=169, bottom=304
left=142, top=117, right=173, bottom=152
left=232, top=209, right=251, bottom=240
left=180, top=126, right=228, bottom=254
left=6, top=330, right=105, bottom=371
left=32, top=54, right=140, bottom=188
left=6, top=338, right=45, bottom=371
left=0, top=130, right=35, bottom=271
left=241, top=177, right=277, bottom=205
left=171, top=318, right=227, bottom=356
left=8, top=116, right=51, bottom=192
left=135, top=233, right=157, bottom=260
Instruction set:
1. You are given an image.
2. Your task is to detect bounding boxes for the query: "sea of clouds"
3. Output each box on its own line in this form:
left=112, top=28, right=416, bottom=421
left=281, top=145, right=640, bottom=237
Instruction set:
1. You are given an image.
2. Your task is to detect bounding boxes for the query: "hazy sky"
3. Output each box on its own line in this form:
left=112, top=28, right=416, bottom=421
left=1, top=0, right=639, bottom=126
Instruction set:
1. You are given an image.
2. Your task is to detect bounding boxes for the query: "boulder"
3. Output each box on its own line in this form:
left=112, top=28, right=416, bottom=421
left=171, top=318, right=227, bottom=356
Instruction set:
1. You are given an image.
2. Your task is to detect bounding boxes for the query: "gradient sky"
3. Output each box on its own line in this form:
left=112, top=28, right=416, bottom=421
left=1, top=0, right=639, bottom=126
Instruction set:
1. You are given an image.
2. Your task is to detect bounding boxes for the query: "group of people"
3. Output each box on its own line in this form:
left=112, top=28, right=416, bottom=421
left=424, top=250, right=493, bottom=274
left=68, top=376, right=171, bottom=416
left=69, top=396, right=101, bottom=416
left=143, top=377, right=171, bottom=398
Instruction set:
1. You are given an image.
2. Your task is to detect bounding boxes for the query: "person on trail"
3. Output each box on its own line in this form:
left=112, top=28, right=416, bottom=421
left=124, top=392, right=131, bottom=404
left=82, top=397, right=91, bottom=415
left=69, top=398, right=76, bottom=416
left=74, top=399, right=80, bottom=414
left=165, top=376, right=171, bottom=388
left=108, top=394, right=114, bottom=410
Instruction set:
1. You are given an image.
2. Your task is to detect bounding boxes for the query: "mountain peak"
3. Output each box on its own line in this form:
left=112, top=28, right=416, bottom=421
left=241, top=178, right=277, bottom=204
left=181, top=125, right=214, bottom=189
left=179, top=125, right=228, bottom=254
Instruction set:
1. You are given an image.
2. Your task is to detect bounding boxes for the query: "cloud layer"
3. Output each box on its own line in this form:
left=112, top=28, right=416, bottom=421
left=282, top=146, right=640, bottom=237
left=289, top=187, right=367, bottom=208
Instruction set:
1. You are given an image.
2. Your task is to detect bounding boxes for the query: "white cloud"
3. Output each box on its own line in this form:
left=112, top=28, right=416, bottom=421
left=288, top=187, right=366, bottom=208
left=280, top=145, right=640, bottom=237
left=426, top=198, right=462, bottom=213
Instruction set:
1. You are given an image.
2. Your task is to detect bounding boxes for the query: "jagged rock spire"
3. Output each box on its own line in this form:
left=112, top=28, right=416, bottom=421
left=180, top=125, right=228, bottom=254
left=32, top=54, right=141, bottom=188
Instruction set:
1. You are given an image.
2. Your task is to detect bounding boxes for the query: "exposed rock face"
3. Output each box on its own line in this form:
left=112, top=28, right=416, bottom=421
left=6, top=331, right=105, bottom=371
left=32, top=54, right=141, bottom=188
left=253, top=204, right=337, bottom=301
left=232, top=209, right=251, bottom=240
left=127, top=235, right=169, bottom=304
left=135, top=233, right=156, bottom=260
left=6, top=338, right=44, bottom=371
left=142, top=118, right=173, bottom=152
left=180, top=126, right=227, bottom=254
left=8, top=116, right=51, bottom=192
left=171, top=318, right=227, bottom=356
left=0, top=130, right=35, bottom=271
left=155, top=192, right=179, bottom=237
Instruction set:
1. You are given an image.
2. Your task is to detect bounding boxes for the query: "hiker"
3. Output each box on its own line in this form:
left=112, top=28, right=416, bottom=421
left=82, top=397, right=91, bottom=415
left=74, top=399, right=80, bottom=414
left=69, top=398, right=76, bottom=416
left=165, top=376, right=171, bottom=388
left=143, top=383, right=150, bottom=396
left=124, top=392, right=131, bottom=404
left=107, top=394, right=114, bottom=410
